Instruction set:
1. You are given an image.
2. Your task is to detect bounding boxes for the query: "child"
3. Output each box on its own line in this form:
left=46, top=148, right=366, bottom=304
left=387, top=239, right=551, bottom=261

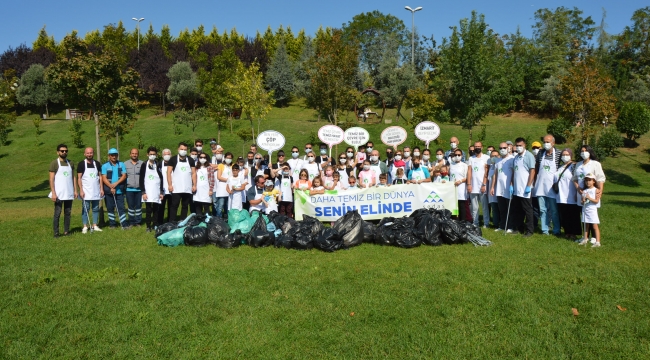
left=356, top=145, right=367, bottom=165
left=262, top=180, right=281, bottom=214
left=439, top=165, right=450, bottom=183
left=276, top=163, right=294, bottom=218
left=432, top=166, right=442, bottom=183
left=310, top=176, right=325, bottom=195
left=226, top=164, right=248, bottom=210
left=392, top=167, right=408, bottom=185
left=348, top=175, right=358, bottom=189
left=322, top=165, right=335, bottom=190
left=294, top=169, right=312, bottom=191
left=377, top=173, right=390, bottom=187
left=357, top=160, right=376, bottom=188
left=579, top=173, right=601, bottom=247
left=333, top=172, right=347, bottom=190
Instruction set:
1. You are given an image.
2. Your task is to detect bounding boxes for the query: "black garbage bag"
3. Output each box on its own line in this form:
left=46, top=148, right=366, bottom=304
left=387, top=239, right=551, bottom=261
left=155, top=222, right=178, bottom=238
left=248, top=229, right=274, bottom=248
left=414, top=215, right=442, bottom=246
left=274, top=234, right=293, bottom=249
left=333, top=210, right=364, bottom=248
left=207, top=218, right=231, bottom=245
left=184, top=226, right=208, bottom=246
left=375, top=217, right=397, bottom=245
left=441, top=220, right=468, bottom=245
left=394, top=229, right=422, bottom=248
left=292, top=233, right=313, bottom=250
left=301, top=215, right=324, bottom=236
left=375, top=217, right=416, bottom=246
left=266, top=210, right=279, bottom=223
left=250, top=214, right=268, bottom=233
left=281, top=218, right=299, bottom=234
left=409, top=208, right=431, bottom=223
left=218, top=229, right=247, bottom=248
left=433, top=209, right=452, bottom=221
left=362, top=221, right=377, bottom=243
left=185, top=215, right=203, bottom=227
left=313, top=228, right=343, bottom=252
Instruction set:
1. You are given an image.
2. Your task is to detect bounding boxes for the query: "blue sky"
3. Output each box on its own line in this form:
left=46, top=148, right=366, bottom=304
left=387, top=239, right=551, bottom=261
left=2, top=0, right=647, bottom=51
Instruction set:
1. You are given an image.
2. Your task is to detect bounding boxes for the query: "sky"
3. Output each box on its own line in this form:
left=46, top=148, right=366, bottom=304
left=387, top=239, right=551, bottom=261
left=2, top=0, right=648, bottom=51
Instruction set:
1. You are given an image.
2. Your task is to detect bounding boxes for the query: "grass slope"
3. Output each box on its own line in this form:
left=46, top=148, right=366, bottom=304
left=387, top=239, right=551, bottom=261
left=1, top=104, right=649, bottom=358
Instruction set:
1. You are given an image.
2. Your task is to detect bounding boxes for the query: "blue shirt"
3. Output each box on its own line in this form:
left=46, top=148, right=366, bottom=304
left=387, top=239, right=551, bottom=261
left=101, top=161, right=127, bottom=194
left=408, top=166, right=430, bottom=181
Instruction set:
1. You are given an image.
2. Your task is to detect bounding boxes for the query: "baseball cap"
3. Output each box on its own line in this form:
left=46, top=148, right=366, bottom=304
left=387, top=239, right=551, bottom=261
left=584, top=173, right=596, bottom=180
left=264, top=180, right=274, bottom=186
left=108, top=148, right=119, bottom=155
left=505, top=141, right=513, bottom=145
left=209, top=139, right=217, bottom=145
left=532, top=141, right=542, bottom=148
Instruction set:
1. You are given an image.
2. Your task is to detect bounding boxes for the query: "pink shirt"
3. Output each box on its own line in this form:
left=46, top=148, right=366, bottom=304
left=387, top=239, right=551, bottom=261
left=358, top=169, right=376, bottom=187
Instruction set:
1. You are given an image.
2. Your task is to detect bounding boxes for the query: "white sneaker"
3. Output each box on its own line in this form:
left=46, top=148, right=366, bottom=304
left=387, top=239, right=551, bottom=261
left=92, top=226, right=103, bottom=232
left=578, top=238, right=588, bottom=245
left=592, top=242, right=601, bottom=247
left=82, top=227, right=88, bottom=234
left=590, top=237, right=597, bottom=244
left=494, top=228, right=503, bottom=232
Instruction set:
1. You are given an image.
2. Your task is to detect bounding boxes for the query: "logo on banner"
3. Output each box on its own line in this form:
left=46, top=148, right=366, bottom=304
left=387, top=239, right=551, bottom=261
left=423, top=190, right=444, bottom=204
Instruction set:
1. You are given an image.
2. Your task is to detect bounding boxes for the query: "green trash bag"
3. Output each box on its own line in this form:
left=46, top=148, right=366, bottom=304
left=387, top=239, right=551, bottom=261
left=228, top=209, right=250, bottom=233
left=157, top=226, right=187, bottom=247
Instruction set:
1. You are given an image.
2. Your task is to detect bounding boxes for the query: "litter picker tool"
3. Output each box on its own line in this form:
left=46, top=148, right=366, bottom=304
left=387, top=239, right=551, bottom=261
left=112, top=192, right=125, bottom=230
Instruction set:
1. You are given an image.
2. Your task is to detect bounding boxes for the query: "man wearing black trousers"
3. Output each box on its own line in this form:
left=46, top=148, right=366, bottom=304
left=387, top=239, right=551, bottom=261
left=509, top=137, right=537, bottom=236
left=166, top=142, right=197, bottom=222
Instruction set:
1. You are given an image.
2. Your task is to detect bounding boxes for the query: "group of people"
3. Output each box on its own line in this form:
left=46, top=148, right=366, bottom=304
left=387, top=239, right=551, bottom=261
left=49, top=134, right=605, bottom=246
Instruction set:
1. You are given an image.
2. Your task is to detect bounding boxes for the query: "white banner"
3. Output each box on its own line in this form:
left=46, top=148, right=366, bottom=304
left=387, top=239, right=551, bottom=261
left=294, top=183, right=458, bottom=221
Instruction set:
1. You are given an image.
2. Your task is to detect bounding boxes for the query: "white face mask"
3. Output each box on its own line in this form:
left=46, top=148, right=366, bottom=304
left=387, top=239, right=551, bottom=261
left=366, top=147, right=373, bottom=153
left=148, top=155, right=156, bottom=161
left=436, top=154, right=444, bottom=160
left=450, top=143, right=457, bottom=149
left=413, top=151, right=420, bottom=157
left=453, top=155, right=462, bottom=162
left=190, top=155, right=198, bottom=161
left=532, top=149, right=540, bottom=156
left=347, top=152, right=353, bottom=158
left=363, top=165, right=370, bottom=171
left=499, top=149, right=508, bottom=156
left=196, top=146, right=203, bottom=152
left=370, top=156, right=378, bottom=162
left=394, top=155, right=402, bottom=161
left=199, top=158, right=207, bottom=164
left=561, top=155, right=571, bottom=163
left=225, top=158, right=232, bottom=164
left=422, top=155, right=430, bottom=161
left=163, top=155, right=171, bottom=161
left=292, top=152, right=299, bottom=159
left=215, top=154, right=223, bottom=160
left=308, top=157, right=315, bottom=163
left=516, top=146, right=524, bottom=154
left=581, top=151, right=590, bottom=160
left=543, top=142, right=552, bottom=151
left=404, top=151, right=410, bottom=157
left=178, top=150, right=187, bottom=157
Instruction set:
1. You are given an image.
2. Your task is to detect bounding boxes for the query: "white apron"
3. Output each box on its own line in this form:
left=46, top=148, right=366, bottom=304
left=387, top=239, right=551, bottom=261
left=249, top=187, right=266, bottom=213
left=81, top=160, right=101, bottom=200
left=495, top=156, right=513, bottom=199
left=337, top=167, right=349, bottom=185
left=50, top=159, right=75, bottom=200
left=370, top=163, right=382, bottom=184
left=228, top=173, right=245, bottom=210
left=161, top=162, right=170, bottom=195
left=142, top=162, right=161, bottom=203
left=278, top=176, right=293, bottom=202
left=468, top=156, right=487, bottom=194
left=513, top=154, right=531, bottom=199
left=449, top=161, right=468, bottom=201
left=554, top=163, right=577, bottom=205
left=172, top=155, right=192, bottom=194
left=410, top=167, right=426, bottom=181
left=193, top=167, right=212, bottom=203
left=303, top=162, right=320, bottom=181
left=534, top=153, right=557, bottom=197
left=215, top=164, right=231, bottom=197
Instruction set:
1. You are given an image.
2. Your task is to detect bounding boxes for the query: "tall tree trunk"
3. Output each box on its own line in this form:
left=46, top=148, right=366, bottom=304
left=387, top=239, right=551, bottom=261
left=45, top=103, right=49, bottom=119
left=93, top=108, right=101, bottom=163
left=468, top=128, right=473, bottom=146
left=250, top=118, right=255, bottom=143
left=396, top=102, right=402, bottom=123
left=116, top=131, right=120, bottom=153
left=162, top=92, right=166, bottom=117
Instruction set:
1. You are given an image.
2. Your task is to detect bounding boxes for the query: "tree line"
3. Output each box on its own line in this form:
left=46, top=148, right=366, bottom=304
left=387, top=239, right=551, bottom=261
left=1, top=6, right=650, bottom=158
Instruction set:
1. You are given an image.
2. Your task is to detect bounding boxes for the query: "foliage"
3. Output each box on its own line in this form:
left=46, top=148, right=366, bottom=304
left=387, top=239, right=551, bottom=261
left=593, top=126, right=623, bottom=158
left=404, top=88, right=444, bottom=124
left=166, top=61, right=200, bottom=109
left=0, top=70, right=18, bottom=146
left=616, top=101, right=650, bottom=141
left=69, top=119, right=84, bottom=148
left=0, top=43, right=56, bottom=78
left=546, top=117, right=573, bottom=144
left=173, top=108, right=208, bottom=138
left=128, top=38, right=171, bottom=94
left=16, top=64, right=62, bottom=118
left=477, top=125, right=487, bottom=142
left=293, top=37, right=314, bottom=99
left=32, top=117, right=43, bottom=136
left=266, top=41, right=295, bottom=106
left=228, top=61, right=274, bottom=139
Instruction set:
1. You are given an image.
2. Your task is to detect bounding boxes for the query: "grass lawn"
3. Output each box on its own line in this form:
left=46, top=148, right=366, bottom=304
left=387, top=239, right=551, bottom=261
left=1, top=104, right=649, bottom=358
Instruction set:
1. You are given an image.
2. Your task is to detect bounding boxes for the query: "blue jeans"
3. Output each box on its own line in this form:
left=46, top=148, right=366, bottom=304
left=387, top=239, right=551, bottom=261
left=125, top=190, right=142, bottom=225
left=81, top=199, right=99, bottom=225
left=213, top=196, right=228, bottom=218
left=490, top=202, right=500, bottom=228
left=538, top=195, right=560, bottom=235
left=105, top=193, right=128, bottom=227
left=469, top=193, right=490, bottom=227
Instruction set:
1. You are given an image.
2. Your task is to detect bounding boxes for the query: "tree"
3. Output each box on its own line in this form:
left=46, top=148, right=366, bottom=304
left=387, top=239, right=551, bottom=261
left=47, top=34, right=141, bottom=161
left=293, top=36, right=314, bottom=99
left=166, top=61, right=200, bottom=110
left=0, top=70, right=18, bottom=146
left=15, top=64, right=62, bottom=118
left=405, top=87, right=444, bottom=124
left=228, top=61, right=274, bottom=140
left=266, top=41, right=294, bottom=106
left=558, top=56, right=617, bottom=144
left=127, top=38, right=171, bottom=114
left=617, top=101, right=650, bottom=141
left=33, top=26, right=57, bottom=52
left=306, top=29, right=359, bottom=124
left=173, top=107, right=208, bottom=138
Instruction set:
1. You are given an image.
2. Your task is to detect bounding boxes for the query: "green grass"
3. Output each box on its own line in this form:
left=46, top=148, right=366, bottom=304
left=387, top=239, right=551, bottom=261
left=1, top=104, right=649, bottom=358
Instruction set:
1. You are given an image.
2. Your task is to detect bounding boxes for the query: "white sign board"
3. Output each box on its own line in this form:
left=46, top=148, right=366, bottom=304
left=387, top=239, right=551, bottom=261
left=380, top=126, right=408, bottom=149
left=256, top=130, right=285, bottom=156
left=414, top=121, right=441, bottom=148
left=343, top=127, right=370, bottom=150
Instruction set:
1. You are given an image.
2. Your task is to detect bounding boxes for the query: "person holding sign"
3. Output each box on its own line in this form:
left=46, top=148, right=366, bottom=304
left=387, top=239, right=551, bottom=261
left=301, top=152, right=320, bottom=181
left=358, top=160, right=377, bottom=188
left=407, top=157, right=431, bottom=184
left=450, top=149, right=471, bottom=221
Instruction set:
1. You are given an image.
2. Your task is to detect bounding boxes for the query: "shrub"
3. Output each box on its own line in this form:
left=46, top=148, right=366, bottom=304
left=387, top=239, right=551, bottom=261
left=546, top=117, right=572, bottom=144
left=591, top=127, right=623, bottom=159
left=616, top=101, right=650, bottom=142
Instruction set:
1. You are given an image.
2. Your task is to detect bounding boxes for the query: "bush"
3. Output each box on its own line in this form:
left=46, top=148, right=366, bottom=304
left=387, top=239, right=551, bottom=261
left=616, top=101, right=650, bottom=142
left=591, top=127, right=623, bottom=159
left=69, top=119, right=84, bottom=148
left=546, top=117, right=572, bottom=144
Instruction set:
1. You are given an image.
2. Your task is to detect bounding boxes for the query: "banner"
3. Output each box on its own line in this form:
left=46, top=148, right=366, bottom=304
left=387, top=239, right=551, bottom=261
left=294, top=183, right=458, bottom=221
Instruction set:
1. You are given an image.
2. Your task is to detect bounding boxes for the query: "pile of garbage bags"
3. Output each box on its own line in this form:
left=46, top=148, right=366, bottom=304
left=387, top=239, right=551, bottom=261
left=155, top=208, right=491, bottom=251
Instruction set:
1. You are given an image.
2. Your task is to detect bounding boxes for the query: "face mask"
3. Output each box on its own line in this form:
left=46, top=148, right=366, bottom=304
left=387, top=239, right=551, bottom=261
left=292, top=152, right=299, bottom=159
left=413, top=163, right=420, bottom=169
left=178, top=150, right=187, bottom=157
left=305, top=148, right=312, bottom=153
left=283, top=171, right=289, bottom=176
left=561, top=155, right=571, bottom=163
left=308, top=157, right=315, bottom=163
left=191, top=155, right=198, bottom=161
left=395, top=155, right=402, bottom=161
left=423, top=155, right=430, bottom=161
left=491, top=157, right=498, bottom=164
left=453, top=156, right=461, bottom=162
left=450, top=143, right=457, bottom=149
left=436, top=154, right=444, bottom=160
left=366, top=147, right=373, bottom=153
left=320, top=149, right=327, bottom=155
left=532, top=149, right=539, bottom=155
left=386, top=152, right=393, bottom=158
left=363, top=165, right=370, bottom=171
left=254, top=159, right=261, bottom=164
left=148, top=155, right=156, bottom=161
left=247, top=158, right=253, bottom=164
left=347, top=152, right=354, bottom=158
left=163, top=155, right=171, bottom=161
left=543, top=142, right=552, bottom=151
left=581, top=151, right=590, bottom=160
left=326, top=171, right=333, bottom=176
left=215, top=154, right=223, bottom=160
left=225, top=158, right=232, bottom=164
left=516, top=146, right=524, bottom=154
left=199, top=158, right=207, bottom=164
left=441, top=172, right=448, bottom=176
left=499, top=149, right=508, bottom=156
left=474, top=148, right=482, bottom=155
left=196, top=146, right=203, bottom=152
left=404, top=151, right=410, bottom=157
left=339, top=158, right=347, bottom=163
left=414, top=151, right=421, bottom=157
left=370, top=156, right=378, bottom=162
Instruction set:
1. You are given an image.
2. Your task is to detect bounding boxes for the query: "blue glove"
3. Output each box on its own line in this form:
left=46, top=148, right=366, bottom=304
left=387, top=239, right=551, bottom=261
left=524, top=186, right=531, bottom=194
left=509, top=185, right=514, bottom=195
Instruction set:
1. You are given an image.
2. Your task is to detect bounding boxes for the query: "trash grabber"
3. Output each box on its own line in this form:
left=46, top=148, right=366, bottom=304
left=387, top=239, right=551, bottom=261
left=504, top=195, right=512, bottom=235
left=82, top=197, right=93, bottom=234
left=112, top=192, right=125, bottom=230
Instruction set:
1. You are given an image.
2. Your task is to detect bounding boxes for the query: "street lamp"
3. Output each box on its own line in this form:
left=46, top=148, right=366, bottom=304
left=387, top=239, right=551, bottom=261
left=404, top=6, right=422, bottom=66
left=132, top=17, right=145, bottom=51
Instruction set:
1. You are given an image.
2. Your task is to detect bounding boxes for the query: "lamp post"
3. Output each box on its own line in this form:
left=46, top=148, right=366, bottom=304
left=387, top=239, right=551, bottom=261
left=404, top=6, right=422, bottom=66
left=132, top=17, right=145, bottom=51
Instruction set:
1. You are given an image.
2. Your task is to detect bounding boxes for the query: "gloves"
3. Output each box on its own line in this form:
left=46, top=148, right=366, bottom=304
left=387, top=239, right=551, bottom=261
left=524, top=186, right=531, bottom=194
left=509, top=185, right=514, bottom=195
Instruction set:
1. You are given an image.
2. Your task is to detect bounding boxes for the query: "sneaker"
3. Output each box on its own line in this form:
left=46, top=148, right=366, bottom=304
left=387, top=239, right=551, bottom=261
left=522, top=232, right=533, bottom=237
left=590, top=237, right=597, bottom=245
left=592, top=242, right=601, bottom=247
left=82, top=227, right=88, bottom=234
left=494, top=228, right=503, bottom=232
left=92, top=226, right=103, bottom=232
left=578, top=238, right=588, bottom=245
left=506, top=229, right=519, bottom=234
left=53, top=233, right=60, bottom=238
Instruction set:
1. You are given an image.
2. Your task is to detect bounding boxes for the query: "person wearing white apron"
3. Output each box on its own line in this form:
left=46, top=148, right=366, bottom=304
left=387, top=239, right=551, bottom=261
left=49, top=144, right=77, bottom=237
left=193, top=153, right=215, bottom=217
left=467, top=143, right=490, bottom=227
left=511, top=140, right=536, bottom=236
left=534, top=140, right=560, bottom=235
left=302, top=154, right=320, bottom=181
left=491, top=143, right=514, bottom=231
left=140, top=147, right=164, bottom=231
left=334, top=154, right=350, bottom=186
left=158, top=149, right=172, bottom=224
left=166, top=143, right=197, bottom=222
left=554, top=149, right=581, bottom=239
left=486, top=151, right=500, bottom=228
left=214, top=152, right=233, bottom=219
left=247, top=175, right=266, bottom=214
left=77, top=147, right=103, bottom=234
left=369, top=150, right=387, bottom=184
left=227, top=165, right=247, bottom=211
left=407, top=157, right=431, bottom=184
left=449, top=151, right=470, bottom=221
left=288, top=146, right=304, bottom=181
left=276, top=166, right=294, bottom=218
